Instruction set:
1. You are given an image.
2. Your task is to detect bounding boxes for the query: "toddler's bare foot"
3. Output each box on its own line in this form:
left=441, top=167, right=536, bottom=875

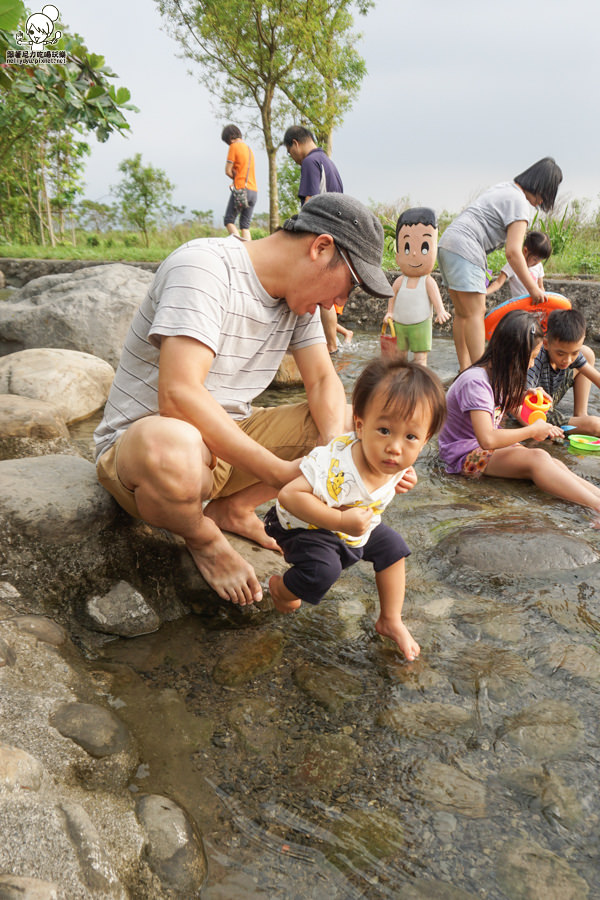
left=376, top=616, right=420, bottom=661
left=269, top=575, right=302, bottom=613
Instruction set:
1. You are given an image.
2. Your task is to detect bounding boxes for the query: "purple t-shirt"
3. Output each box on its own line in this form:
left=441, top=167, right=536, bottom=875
left=438, top=367, right=501, bottom=473
left=299, top=148, right=344, bottom=203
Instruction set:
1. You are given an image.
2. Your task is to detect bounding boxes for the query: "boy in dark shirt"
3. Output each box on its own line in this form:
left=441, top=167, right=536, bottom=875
left=527, top=308, right=600, bottom=436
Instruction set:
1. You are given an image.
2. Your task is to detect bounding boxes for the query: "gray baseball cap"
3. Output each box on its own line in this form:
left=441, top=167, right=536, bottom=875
left=282, top=193, right=393, bottom=298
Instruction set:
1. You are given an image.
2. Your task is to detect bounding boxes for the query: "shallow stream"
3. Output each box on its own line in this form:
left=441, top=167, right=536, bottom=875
left=88, top=333, right=600, bottom=899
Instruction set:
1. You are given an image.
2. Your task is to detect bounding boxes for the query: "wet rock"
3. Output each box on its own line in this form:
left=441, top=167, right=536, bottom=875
left=408, top=760, right=487, bottom=818
left=0, top=582, right=20, bottom=603
left=293, top=661, right=363, bottom=711
left=291, top=732, right=357, bottom=789
left=0, top=875, right=58, bottom=899
left=81, top=581, right=161, bottom=637
left=399, top=880, right=479, bottom=899
left=0, top=348, right=114, bottom=424
left=212, top=628, right=285, bottom=685
left=0, top=637, right=16, bottom=667
left=0, top=394, right=74, bottom=460
left=0, top=742, right=44, bottom=790
left=419, top=595, right=456, bottom=619
left=499, top=766, right=582, bottom=828
left=436, top=522, right=598, bottom=576
left=13, top=615, right=67, bottom=646
left=328, top=806, right=406, bottom=868
left=50, top=701, right=132, bottom=758
left=499, top=700, right=584, bottom=759
left=555, top=642, right=600, bottom=680
left=445, top=644, right=531, bottom=701
left=227, top=697, right=284, bottom=756
left=496, top=838, right=590, bottom=899
left=0, top=263, right=153, bottom=368
left=60, top=801, right=127, bottom=898
left=136, top=794, right=207, bottom=896
left=377, top=700, right=473, bottom=738
left=0, top=455, right=116, bottom=543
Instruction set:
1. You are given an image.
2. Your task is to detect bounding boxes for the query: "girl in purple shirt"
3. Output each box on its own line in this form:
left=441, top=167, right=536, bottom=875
left=438, top=310, right=600, bottom=522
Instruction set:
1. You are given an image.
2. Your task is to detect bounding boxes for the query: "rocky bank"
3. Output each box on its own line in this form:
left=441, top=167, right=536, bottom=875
left=0, top=263, right=599, bottom=898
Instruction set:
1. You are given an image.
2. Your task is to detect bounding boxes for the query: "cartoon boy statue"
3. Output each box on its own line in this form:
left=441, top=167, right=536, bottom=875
left=383, top=207, right=450, bottom=366
left=17, top=5, right=61, bottom=53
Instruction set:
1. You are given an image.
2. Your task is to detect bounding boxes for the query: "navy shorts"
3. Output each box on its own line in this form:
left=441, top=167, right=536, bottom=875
left=264, top=507, right=410, bottom=605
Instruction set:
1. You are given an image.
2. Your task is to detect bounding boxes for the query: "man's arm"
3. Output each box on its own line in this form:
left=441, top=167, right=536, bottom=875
left=159, top=335, right=300, bottom=488
left=292, top=341, right=348, bottom=442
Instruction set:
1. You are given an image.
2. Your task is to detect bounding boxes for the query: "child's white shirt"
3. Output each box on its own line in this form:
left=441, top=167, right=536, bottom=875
left=501, top=260, right=544, bottom=298
left=275, top=432, right=406, bottom=548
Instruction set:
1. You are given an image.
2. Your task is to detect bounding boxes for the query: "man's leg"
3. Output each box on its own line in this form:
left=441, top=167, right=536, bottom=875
left=205, top=402, right=324, bottom=555
left=114, top=416, right=264, bottom=605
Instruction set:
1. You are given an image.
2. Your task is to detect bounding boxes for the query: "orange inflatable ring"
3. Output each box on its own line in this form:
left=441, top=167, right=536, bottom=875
left=484, top=292, right=571, bottom=340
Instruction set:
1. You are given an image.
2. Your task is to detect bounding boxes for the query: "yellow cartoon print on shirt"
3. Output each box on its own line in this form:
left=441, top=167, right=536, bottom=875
left=325, top=435, right=356, bottom=503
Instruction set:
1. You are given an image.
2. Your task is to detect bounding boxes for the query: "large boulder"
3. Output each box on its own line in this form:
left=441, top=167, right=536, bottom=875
left=0, top=348, right=114, bottom=424
left=0, top=263, right=153, bottom=368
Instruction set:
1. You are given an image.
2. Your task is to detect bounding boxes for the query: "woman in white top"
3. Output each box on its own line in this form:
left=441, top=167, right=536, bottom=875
left=437, top=157, right=562, bottom=371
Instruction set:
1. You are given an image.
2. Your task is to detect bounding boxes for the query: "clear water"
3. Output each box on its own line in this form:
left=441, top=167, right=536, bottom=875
left=93, top=333, right=600, bottom=899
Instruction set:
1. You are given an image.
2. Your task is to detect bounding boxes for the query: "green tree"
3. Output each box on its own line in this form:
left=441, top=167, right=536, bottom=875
left=77, top=199, right=118, bottom=233
left=276, top=157, right=301, bottom=221
left=0, top=1, right=137, bottom=245
left=155, top=0, right=369, bottom=231
left=112, top=154, right=178, bottom=247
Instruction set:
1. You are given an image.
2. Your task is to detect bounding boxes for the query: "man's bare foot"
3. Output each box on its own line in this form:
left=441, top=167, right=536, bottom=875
left=187, top=518, right=263, bottom=605
left=269, top=576, right=302, bottom=613
left=375, top=616, right=420, bottom=661
left=344, top=329, right=353, bottom=344
left=205, top=498, right=280, bottom=552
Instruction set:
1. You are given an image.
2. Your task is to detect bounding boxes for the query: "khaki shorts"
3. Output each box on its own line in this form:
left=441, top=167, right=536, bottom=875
left=96, top=402, right=320, bottom=519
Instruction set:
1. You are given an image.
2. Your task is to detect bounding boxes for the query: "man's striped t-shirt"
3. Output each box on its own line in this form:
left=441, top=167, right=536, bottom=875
left=94, top=236, right=325, bottom=460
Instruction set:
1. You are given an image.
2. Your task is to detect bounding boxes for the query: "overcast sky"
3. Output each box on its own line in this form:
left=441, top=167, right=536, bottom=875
left=53, top=0, right=600, bottom=224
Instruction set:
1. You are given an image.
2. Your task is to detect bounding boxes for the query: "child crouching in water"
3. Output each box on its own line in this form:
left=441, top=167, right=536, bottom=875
left=264, top=359, right=447, bottom=661
left=437, top=310, right=600, bottom=522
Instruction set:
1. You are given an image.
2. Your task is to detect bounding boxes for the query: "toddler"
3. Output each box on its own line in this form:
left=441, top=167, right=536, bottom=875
left=264, top=359, right=446, bottom=660
left=487, top=230, right=551, bottom=299
left=527, top=308, right=600, bottom=436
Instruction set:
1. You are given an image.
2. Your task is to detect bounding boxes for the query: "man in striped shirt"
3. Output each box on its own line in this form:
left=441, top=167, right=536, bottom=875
left=95, top=194, right=400, bottom=607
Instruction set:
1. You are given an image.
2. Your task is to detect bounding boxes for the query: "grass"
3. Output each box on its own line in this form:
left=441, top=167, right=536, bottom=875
left=2, top=205, right=599, bottom=277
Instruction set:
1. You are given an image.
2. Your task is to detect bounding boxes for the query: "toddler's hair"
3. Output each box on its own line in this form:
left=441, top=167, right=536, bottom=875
left=352, top=358, right=446, bottom=439
left=395, top=207, right=438, bottom=246
left=524, top=230, right=552, bottom=260
left=546, top=308, right=586, bottom=343
left=513, top=157, right=562, bottom=213
left=221, top=124, right=242, bottom=144
left=476, top=310, right=543, bottom=412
